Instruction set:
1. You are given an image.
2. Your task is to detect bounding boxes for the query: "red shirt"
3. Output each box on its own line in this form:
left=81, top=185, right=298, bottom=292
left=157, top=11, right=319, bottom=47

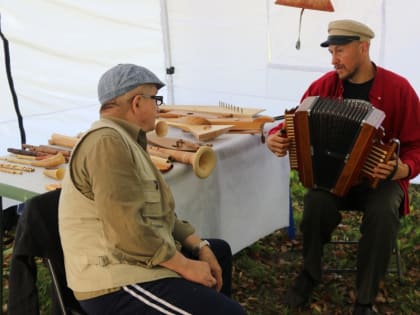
left=269, top=65, right=420, bottom=215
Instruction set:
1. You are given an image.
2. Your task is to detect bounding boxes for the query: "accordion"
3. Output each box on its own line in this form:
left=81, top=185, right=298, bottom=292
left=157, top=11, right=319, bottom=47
left=285, top=96, right=399, bottom=196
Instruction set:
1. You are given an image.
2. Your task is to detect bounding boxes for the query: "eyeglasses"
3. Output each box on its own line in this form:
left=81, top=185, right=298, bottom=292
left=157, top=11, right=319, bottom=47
left=139, top=94, right=164, bottom=106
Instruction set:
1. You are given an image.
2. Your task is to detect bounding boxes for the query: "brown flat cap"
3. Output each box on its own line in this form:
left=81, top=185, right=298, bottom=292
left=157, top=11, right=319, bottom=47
left=320, top=19, right=375, bottom=47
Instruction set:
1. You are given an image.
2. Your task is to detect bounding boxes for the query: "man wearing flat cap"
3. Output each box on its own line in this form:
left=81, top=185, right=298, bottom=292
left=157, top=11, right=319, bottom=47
left=320, top=19, right=375, bottom=47
left=267, top=19, right=420, bottom=314
left=58, top=64, right=246, bottom=315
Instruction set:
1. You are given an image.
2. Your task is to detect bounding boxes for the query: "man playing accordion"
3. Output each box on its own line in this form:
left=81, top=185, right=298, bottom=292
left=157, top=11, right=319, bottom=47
left=267, top=19, right=420, bottom=315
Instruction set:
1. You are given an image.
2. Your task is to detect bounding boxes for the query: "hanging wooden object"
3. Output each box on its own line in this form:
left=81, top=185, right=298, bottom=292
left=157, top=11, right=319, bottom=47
left=274, top=0, right=334, bottom=12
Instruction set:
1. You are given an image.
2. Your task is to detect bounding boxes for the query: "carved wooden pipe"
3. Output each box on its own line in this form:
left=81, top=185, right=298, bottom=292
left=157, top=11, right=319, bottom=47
left=147, top=144, right=216, bottom=179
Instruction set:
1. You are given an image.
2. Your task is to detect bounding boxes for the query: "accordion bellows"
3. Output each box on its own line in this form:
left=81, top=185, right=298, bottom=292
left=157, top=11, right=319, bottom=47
left=285, top=96, right=398, bottom=196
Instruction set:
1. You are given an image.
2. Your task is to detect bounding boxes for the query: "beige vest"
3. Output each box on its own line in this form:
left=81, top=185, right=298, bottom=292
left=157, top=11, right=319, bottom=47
left=59, top=119, right=179, bottom=293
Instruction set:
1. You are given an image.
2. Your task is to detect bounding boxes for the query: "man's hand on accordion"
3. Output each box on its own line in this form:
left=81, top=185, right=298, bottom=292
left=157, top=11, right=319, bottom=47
left=373, top=157, right=410, bottom=181
left=266, top=131, right=290, bottom=157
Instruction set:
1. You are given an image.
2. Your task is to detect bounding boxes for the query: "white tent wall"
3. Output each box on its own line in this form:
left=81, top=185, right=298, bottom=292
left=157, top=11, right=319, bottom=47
left=1, top=0, right=419, bottom=182
left=0, top=0, right=166, bottom=153
left=166, top=0, right=420, bottom=113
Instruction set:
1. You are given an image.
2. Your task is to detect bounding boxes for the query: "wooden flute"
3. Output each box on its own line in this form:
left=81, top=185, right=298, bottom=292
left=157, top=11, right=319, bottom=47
left=22, top=144, right=71, bottom=159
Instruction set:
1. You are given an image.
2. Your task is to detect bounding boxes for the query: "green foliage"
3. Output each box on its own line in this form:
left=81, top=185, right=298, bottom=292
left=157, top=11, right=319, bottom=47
left=289, top=170, right=306, bottom=225
left=290, top=170, right=307, bottom=203
left=409, top=184, right=420, bottom=210
left=36, top=260, right=53, bottom=314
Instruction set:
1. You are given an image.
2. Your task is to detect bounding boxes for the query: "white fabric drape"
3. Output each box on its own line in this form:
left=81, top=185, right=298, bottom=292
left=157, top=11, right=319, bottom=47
left=0, top=0, right=165, bottom=152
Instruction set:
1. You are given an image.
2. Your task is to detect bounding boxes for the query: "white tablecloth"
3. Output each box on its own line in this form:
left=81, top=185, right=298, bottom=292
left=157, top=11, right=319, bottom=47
left=0, top=126, right=290, bottom=253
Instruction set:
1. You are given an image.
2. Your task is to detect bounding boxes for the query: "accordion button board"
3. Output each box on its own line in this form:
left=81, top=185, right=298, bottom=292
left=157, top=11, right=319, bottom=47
left=285, top=96, right=398, bottom=196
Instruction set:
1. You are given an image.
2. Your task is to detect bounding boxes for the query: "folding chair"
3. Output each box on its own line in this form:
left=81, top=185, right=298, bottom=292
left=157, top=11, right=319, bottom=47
left=323, top=211, right=403, bottom=284
left=8, top=189, right=87, bottom=315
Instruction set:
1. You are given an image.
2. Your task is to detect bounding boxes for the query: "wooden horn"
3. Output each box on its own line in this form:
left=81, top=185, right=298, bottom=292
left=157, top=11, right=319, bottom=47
left=43, top=167, right=65, bottom=180
left=49, top=133, right=80, bottom=148
left=148, top=145, right=216, bottom=179
left=154, top=120, right=168, bottom=137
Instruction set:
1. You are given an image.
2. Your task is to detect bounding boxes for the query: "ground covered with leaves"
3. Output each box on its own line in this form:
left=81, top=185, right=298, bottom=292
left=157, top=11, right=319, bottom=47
left=231, top=178, right=420, bottom=315
left=1, top=176, right=419, bottom=314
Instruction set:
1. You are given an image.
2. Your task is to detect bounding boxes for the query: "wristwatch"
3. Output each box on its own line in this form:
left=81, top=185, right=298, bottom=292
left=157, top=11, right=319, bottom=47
left=192, top=240, right=210, bottom=258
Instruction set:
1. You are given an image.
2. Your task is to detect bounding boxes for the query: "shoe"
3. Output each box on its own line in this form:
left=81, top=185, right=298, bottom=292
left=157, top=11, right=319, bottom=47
left=353, top=304, right=379, bottom=315
left=283, top=271, right=317, bottom=308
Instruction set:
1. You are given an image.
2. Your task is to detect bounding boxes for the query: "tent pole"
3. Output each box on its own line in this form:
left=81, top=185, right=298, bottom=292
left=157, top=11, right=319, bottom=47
left=379, top=0, right=386, bottom=65
left=160, top=0, right=175, bottom=105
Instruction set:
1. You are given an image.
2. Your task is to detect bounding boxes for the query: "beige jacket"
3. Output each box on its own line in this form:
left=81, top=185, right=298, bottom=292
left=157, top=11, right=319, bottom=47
left=58, top=117, right=195, bottom=298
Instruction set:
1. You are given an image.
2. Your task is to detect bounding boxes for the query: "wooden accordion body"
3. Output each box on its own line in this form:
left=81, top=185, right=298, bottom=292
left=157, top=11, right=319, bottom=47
left=285, top=96, right=398, bottom=196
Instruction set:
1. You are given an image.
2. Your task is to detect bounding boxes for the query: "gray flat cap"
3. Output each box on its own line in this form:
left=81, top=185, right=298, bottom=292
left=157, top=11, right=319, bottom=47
left=98, top=64, right=165, bottom=105
left=320, top=19, right=375, bottom=47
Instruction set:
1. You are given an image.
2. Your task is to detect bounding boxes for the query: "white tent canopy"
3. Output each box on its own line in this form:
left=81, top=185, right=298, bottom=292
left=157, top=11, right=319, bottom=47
left=1, top=0, right=419, bottom=182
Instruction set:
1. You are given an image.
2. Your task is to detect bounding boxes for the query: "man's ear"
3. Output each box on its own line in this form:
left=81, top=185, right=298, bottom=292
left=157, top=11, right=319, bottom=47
left=132, top=94, right=141, bottom=109
left=360, top=41, right=370, bottom=54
